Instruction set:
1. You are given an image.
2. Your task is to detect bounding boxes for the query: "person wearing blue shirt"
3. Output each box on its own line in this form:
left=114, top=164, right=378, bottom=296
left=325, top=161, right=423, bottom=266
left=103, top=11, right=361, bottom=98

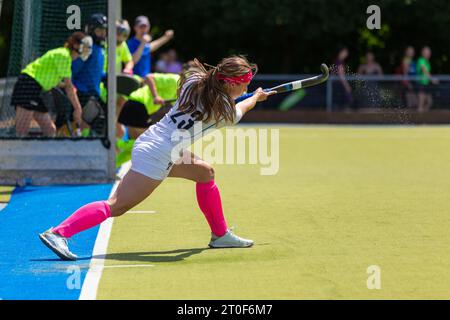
left=72, top=13, right=108, bottom=136
left=72, top=14, right=107, bottom=99
left=72, top=43, right=105, bottom=97
left=127, top=15, right=174, bottom=78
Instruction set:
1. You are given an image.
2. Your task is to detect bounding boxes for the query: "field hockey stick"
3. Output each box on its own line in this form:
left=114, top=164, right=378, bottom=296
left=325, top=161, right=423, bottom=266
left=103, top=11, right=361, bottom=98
left=117, top=74, right=142, bottom=96
left=190, top=64, right=330, bottom=140
left=235, top=63, right=330, bottom=103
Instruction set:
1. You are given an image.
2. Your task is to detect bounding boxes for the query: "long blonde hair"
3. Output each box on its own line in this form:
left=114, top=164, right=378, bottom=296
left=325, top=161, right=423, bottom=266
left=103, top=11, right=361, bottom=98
left=178, top=55, right=257, bottom=124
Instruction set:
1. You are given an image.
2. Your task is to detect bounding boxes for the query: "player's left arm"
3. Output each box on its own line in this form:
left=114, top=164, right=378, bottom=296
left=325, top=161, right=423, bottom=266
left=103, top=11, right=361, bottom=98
left=235, top=88, right=275, bottom=116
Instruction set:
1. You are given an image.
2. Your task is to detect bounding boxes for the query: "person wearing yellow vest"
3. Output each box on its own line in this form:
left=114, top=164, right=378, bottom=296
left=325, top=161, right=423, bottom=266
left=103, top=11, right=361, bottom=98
left=103, top=20, right=134, bottom=75
left=11, top=32, right=93, bottom=137
left=99, top=19, right=137, bottom=138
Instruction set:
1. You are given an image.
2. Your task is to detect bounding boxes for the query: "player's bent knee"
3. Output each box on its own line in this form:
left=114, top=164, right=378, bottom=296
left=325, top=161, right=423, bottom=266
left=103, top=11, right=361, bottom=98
left=199, top=163, right=215, bottom=183
left=209, top=166, right=215, bottom=181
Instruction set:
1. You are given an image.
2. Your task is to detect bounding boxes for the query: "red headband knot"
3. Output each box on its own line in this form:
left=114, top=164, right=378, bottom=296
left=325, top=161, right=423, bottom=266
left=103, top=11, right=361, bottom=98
left=216, top=70, right=253, bottom=85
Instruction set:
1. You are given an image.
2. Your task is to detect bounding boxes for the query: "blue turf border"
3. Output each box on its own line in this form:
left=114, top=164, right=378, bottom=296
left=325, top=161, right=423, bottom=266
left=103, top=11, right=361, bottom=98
left=0, top=184, right=113, bottom=300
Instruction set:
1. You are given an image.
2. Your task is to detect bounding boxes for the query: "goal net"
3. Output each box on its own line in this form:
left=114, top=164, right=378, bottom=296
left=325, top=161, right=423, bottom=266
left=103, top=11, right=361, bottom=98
left=0, top=0, right=117, bottom=185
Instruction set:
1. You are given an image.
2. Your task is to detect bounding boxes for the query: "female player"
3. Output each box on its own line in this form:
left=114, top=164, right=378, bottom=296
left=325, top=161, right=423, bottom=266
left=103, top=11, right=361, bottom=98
left=11, top=32, right=92, bottom=137
left=39, top=55, right=275, bottom=261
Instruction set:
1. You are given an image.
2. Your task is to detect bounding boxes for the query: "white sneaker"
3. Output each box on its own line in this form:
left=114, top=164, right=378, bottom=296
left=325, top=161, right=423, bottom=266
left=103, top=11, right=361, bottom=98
left=39, top=229, right=78, bottom=261
left=209, top=230, right=254, bottom=248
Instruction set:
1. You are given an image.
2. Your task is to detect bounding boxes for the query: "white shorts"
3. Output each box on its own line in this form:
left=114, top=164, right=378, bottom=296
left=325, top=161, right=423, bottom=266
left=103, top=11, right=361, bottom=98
left=131, top=132, right=177, bottom=181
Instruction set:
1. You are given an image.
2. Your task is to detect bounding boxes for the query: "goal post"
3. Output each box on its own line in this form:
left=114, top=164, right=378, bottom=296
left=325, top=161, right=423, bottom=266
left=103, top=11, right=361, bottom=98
left=0, top=0, right=119, bottom=186
left=107, top=0, right=117, bottom=182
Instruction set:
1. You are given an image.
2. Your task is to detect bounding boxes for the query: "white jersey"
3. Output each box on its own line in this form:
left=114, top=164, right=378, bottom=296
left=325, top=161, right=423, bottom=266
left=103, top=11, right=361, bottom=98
left=131, top=77, right=243, bottom=180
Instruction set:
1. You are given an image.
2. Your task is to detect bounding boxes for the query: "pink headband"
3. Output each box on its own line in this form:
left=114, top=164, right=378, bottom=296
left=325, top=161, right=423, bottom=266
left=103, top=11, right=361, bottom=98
left=216, top=70, right=253, bottom=85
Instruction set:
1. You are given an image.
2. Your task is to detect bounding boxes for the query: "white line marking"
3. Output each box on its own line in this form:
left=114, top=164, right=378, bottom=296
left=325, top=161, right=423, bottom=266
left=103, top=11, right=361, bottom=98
left=79, top=161, right=131, bottom=300
left=0, top=203, right=6, bottom=212
left=128, top=210, right=157, bottom=214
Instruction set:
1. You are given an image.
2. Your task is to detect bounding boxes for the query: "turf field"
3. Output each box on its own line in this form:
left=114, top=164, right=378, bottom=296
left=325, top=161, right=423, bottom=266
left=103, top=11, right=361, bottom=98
left=0, top=186, right=13, bottom=211
left=95, top=125, right=450, bottom=300
left=0, top=186, right=13, bottom=203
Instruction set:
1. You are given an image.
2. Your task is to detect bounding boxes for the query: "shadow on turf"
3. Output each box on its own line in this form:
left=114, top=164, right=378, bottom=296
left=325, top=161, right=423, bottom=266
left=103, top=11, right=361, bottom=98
left=94, top=247, right=209, bottom=263
left=33, top=245, right=264, bottom=263
left=31, top=257, right=91, bottom=262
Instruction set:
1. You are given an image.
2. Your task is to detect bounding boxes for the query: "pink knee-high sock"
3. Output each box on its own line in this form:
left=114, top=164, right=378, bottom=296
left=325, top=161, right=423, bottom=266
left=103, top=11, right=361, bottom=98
left=196, top=180, right=228, bottom=237
left=52, top=201, right=111, bottom=238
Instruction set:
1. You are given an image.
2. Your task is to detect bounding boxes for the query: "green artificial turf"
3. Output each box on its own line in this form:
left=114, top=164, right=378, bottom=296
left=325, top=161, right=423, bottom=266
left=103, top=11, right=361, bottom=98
left=98, top=126, right=450, bottom=299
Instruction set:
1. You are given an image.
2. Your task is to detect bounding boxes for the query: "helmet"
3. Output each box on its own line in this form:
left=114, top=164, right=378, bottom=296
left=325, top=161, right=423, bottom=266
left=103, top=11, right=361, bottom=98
left=86, top=13, right=107, bottom=46
left=117, top=20, right=131, bottom=38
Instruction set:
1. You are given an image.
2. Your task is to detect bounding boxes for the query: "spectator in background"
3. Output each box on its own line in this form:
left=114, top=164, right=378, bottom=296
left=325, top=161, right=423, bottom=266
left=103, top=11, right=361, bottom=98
left=416, top=46, right=439, bottom=113
left=155, top=49, right=183, bottom=74
left=127, top=15, right=174, bottom=78
left=358, top=52, right=383, bottom=108
left=397, top=46, right=417, bottom=108
left=11, top=32, right=91, bottom=137
left=333, top=46, right=353, bottom=109
left=357, top=52, right=383, bottom=75
left=105, top=19, right=134, bottom=75
left=155, top=52, right=168, bottom=73
left=101, top=19, right=135, bottom=138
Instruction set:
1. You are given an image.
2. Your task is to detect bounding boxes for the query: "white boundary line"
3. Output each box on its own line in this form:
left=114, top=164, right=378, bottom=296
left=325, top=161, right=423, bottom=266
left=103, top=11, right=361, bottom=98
left=79, top=162, right=131, bottom=300
left=128, top=210, right=157, bottom=214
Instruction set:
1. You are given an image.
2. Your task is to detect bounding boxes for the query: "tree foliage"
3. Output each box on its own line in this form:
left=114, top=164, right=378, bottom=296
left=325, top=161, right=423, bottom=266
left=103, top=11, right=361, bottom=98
left=0, top=0, right=14, bottom=77
left=1, top=0, right=450, bottom=77
left=123, top=0, right=450, bottom=74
